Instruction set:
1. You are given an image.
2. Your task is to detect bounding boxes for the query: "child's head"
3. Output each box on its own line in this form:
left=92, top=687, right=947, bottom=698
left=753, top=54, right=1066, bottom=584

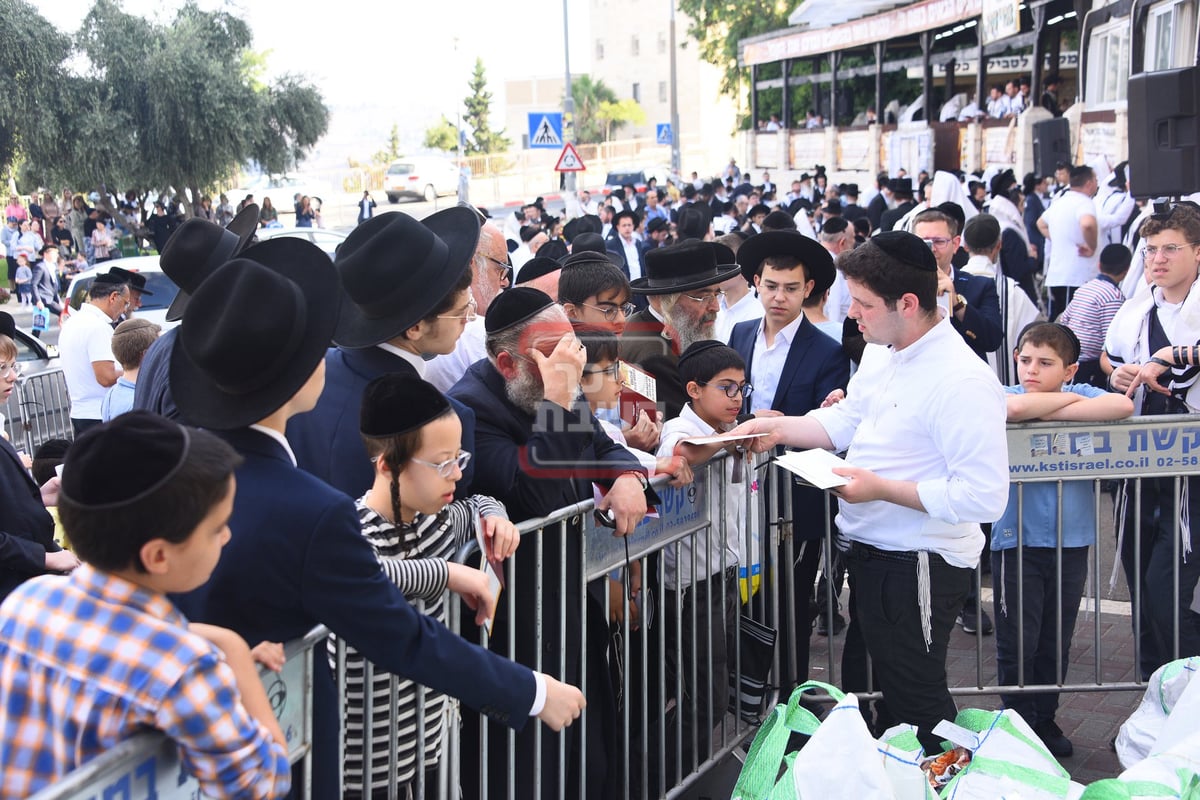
left=1013, top=322, right=1081, bottom=392
left=58, top=412, right=241, bottom=589
left=360, top=374, right=464, bottom=523
left=1099, top=243, right=1133, bottom=279
left=559, top=253, right=633, bottom=334
left=31, top=438, right=70, bottom=486
left=679, top=340, right=748, bottom=427
left=963, top=214, right=1001, bottom=256
left=110, top=318, right=161, bottom=371
left=574, top=324, right=622, bottom=412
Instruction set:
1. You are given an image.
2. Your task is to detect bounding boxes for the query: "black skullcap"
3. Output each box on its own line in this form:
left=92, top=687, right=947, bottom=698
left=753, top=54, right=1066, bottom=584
left=822, top=217, right=849, bottom=234
left=519, top=225, right=542, bottom=243
left=360, top=373, right=451, bottom=438
left=485, top=287, right=555, bottom=334
left=572, top=232, right=606, bottom=254
left=761, top=210, right=796, bottom=231
left=869, top=230, right=938, bottom=272
left=60, top=411, right=191, bottom=510
left=677, top=339, right=727, bottom=368
left=516, top=256, right=562, bottom=285
left=964, top=214, right=1001, bottom=251
left=935, top=201, right=966, bottom=234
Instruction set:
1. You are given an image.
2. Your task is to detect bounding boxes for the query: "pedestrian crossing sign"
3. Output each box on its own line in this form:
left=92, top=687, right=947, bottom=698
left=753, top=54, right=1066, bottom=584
left=656, top=123, right=673, bottom=145
left=527, top=113, right=563, bottom=149
left=554, top=143, right=585, bottom=172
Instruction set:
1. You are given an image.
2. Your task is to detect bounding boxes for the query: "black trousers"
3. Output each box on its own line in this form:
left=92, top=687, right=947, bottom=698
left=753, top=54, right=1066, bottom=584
left=845, top=543, right=970, bottom=754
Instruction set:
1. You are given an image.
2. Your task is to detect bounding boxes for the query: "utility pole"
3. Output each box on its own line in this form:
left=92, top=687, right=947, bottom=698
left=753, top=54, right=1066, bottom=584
left=669, top=0, right=681, bottom=179
left=562, top=0, right=577, bottom=197
left=454, top=37, right=468, bottom=205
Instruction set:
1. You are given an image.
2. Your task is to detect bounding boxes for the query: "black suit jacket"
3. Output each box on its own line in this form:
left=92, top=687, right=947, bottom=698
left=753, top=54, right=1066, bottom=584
left=132, top=327, right=180, bottom=420
left=950, top=268, right=1004, bottom=359
left=0, top=435, right=59, bottom=602
left=618, top=308, right=686, bottom=420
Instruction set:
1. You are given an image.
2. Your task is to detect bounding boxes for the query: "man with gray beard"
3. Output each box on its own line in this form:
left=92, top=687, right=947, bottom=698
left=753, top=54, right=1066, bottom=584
left=620, top=239, right=743, bottom=419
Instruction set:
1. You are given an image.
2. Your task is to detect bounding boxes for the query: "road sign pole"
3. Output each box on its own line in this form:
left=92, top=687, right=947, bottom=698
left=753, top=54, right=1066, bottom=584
left=562, top=0, right=577, bottom=197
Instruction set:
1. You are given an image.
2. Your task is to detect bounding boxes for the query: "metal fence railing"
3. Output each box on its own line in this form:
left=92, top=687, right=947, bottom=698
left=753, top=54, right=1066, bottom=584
left=3, top=367, right=72, bottom=454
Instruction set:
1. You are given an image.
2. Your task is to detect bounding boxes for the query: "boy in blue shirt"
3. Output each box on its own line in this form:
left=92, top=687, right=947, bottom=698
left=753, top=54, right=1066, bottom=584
left=993, top=321, right=1133, bottom=757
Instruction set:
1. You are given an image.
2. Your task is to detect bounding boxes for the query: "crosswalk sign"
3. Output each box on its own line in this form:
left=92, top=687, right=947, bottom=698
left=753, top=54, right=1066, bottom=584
left=554, top=142, right=585, bottom=172
left=528, top=113, right=563, bottom=149
left=656, top=123, right=673, bottom=145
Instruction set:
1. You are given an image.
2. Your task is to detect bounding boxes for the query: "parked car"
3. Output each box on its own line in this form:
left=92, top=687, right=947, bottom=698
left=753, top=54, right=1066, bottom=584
left=62, top=257, right=180, bottom=330
left=255, top=226, right=347, bottom=258
left=229, top=175, right=331, bottom=213
left=600, top=167, right=672, bottom=198
left=11, top=326, right=57, bottom=375
left=384, top=157, right=460, bottom=203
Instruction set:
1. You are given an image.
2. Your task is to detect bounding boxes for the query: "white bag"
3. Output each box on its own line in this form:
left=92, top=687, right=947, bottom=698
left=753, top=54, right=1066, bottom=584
left=1116, top=657, right=1200, bottom=768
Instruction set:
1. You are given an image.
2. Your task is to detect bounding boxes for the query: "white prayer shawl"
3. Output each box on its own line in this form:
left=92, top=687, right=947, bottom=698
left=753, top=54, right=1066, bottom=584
left=988, top=194, right=1032, bottom=250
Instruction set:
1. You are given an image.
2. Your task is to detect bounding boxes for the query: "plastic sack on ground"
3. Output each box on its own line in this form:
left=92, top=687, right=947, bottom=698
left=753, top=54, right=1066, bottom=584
left=1080, top=729, right=1200, bottom=799
left=1116, top=657, right=1200, bottom=769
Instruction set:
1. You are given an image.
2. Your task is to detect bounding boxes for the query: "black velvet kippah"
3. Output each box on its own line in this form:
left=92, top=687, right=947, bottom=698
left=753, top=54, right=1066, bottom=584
left=936, top=201, right=966, bottom=234
left=516, top=256, right=561, bottom=285
left=360, top=373, right=451, bottom=438
left=571, top=232, right=606, bottom=254
left=822, top=217, right=849, bottom=234
left=677, top=339, right=728, bottom=368
left=484, top=287, right=555, bottom=334
left=60, top=411, right=191, bottom=509
left=870, top=230, right=938, bottom=272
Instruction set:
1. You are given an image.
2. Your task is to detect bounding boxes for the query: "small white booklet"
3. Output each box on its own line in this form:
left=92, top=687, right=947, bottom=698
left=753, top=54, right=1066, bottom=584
left=680, top=432, right=770, bottom=446
left=474, top=514, right=504, bottom=636
left=773, top=449, right=850, bottom=490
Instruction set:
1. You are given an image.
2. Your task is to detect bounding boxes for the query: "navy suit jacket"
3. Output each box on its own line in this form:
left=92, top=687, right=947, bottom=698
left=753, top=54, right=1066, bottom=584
left=29, top=262, right=61, bottom=312
left=132, top=327, right=180, bottom=420
left=0, top=435, right=60, bottom=602
left=286, top=346, right=476, bottom=500
left=172, top=428, right=534, bottom=798
left=951, top=268, right=1004, bottom=359
left=604, top=235, right=647, bottom=283
left=729, top=316, right=849, bottom=540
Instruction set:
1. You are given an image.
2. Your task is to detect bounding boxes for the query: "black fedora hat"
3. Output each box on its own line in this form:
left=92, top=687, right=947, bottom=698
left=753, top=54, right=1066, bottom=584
left=162, top=204, right=259, bottom=321
left=612, top=208, right=640, bottom=228
left=631, top=239, right=741, bottom=296
left=105, top=266, right=154, bottom=296
left=736, top=230, right=836, bottom=295
left=170, top=237, right=338, bottom=430
left=333, top=208, right=479, bottom=348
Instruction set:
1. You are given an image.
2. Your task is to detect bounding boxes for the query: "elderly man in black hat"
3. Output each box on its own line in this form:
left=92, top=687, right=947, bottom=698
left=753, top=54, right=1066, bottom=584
left=104, top=265, right=154, bottom=325
left=620, top=239, right=743, bottom=419
left=734, top=231, right=1008, bottom=754
left=287, top=209, right=481, bottom=500
left=170, top=240, right=586, bottom=800
left=448, top=287, right=663, bottom=799
left=132, top=205, right=259, bottom=420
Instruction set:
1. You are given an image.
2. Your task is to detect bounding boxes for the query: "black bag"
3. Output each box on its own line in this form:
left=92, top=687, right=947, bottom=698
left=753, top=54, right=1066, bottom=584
left=727, top=614, right=778, bottom=723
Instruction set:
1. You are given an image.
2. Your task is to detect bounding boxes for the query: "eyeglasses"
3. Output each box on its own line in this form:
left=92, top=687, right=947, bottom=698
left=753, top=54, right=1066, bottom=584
left=697, top=380, right=752, bottom=398
left=410, top=449, right=472, bottom=478
left=922, top=237, right=955, bottom=249
left=0, top=362, right=20, bottom=378
left=1143, top=243, right=1200, bottom=260
left=684, top=289, right=726, bottom=304
left=580, top=301, right=636, bottom=321
left=583, top=362, right=621, bottom=380
left=483, top=254, right=511, bottom=279
left=437, top=296, right=477, bottom=322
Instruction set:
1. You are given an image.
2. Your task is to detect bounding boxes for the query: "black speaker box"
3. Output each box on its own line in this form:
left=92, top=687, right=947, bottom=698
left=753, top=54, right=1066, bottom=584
left=1033, top=117, right=1072, bottom=179
left=1128, top=67, right=1200, bottom=198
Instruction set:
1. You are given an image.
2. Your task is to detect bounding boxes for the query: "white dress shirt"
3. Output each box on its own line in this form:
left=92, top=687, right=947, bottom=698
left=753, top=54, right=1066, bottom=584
left=59, top=303, right=119, bottom=420
left=1040, top=189, right=1100, bottom=288
left=619, top=236, right=642, bottom=282
left=806, top=316, right=1008, bottom=568
left=748, top=313, right=803, bottom=413
left=715, top=291, right=764, bottom=343
left=376, top=342, right=428, bottom=376
left=424, top=317, right=487, bottom=393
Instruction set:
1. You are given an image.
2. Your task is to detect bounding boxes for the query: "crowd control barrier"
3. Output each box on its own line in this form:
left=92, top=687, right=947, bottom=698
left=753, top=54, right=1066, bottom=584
left=2, top=367, right=73, bottom=453
left=30, top=625, right=327, bottom=800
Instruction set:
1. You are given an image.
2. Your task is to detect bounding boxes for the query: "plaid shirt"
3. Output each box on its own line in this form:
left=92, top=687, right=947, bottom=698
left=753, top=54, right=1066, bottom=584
left=0, top=565, right=290, bottom=799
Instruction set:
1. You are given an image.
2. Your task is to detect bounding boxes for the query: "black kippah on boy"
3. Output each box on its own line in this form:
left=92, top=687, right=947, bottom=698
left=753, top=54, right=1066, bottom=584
left=677, top=339, right=727, bottom=369
left=484, top=287, right=555, bottom=334
left=61, top=411, right=190, bottom=510
left=870, top=230, right=939, bottom=272
left=360, top=374, right=452, bottom=438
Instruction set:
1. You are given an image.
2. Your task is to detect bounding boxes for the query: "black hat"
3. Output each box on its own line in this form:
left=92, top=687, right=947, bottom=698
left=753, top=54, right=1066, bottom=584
left=516, top=256, right=562, bottom=285
left=105, top=266, right=154, bottom=296
left=0, top=311, right=15, bottom=340
left=519, top=225, right=542, bottom=243
left=675, top=204, right=712, bottom=241
left=869, top=230, right=938, bottom=272
left=485, top=287, right=556, bottom=335
left=632, top=239, right=741, bottom=296
left=60, top=411, right=193, bottom=510
left=760, top=210, right=797, bottom=231
left=360, top=373, right=451, bottom=438
left=823, top=199, right=843, bottom=215
left=989, top=169, right=1018, bottom=198
left=677, top=339, right=727, bottom=369
left=799, top=173, right=812, bottom=182
left=888, top=177, right=915, bottom=196
left=572, top=232, right=607, bottom=254
left=539, top=239, right=568, bottom=263
left=646, top=217, right=669, bottom=234
left=170, top=237, right=338, bottom=429
left=39, top=243, right=58, bottom=255
left=613, top=208, right=640, bottom=228
left=845, top=183, right=860, bottom=197
left=822, top=217, right=849, bottom=235
left=161, top=204, right=259, bottom=322
left=935, top=201, right=966, bottom=234
left=736, top=230, right=836, bottom=295
left=564, top=215, right=602, bottom=242
left=333, top=208, right=479, bottom=348
left=748, top=203, right=771, bottom=219
left=91, top=273, right=127, bottom=291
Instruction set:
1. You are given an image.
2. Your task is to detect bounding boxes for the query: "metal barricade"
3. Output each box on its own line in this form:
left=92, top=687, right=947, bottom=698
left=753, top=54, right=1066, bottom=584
left=31, top=625, right=327, bottom=800
left=3, top=368, right=73, bottom=453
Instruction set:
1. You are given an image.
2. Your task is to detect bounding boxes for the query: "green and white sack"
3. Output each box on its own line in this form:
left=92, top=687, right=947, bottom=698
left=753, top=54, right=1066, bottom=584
left=1116, top=657, right=1200, bottom=769
left=1080, top=729, right=1200, bottom=799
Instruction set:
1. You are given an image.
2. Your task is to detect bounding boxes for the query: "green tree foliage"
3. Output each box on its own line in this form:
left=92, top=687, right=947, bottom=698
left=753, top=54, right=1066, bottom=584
left=463, top=58, right=509, bottom=155
left=7, top=0, right=328, bottom=216
left=595, top=98, right=646, bottom=142
left=0, top=0, right=71, bottom=181
left=569, top=75, right=618, bottom=145
left=422, top=117, right=459, bottom=153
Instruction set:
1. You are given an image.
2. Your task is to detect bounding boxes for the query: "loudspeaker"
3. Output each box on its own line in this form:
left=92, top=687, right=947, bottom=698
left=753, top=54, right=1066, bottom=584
left=1033, top=118, right=1072, bottom=178
left=1128, top=67, right=1200, bottom=198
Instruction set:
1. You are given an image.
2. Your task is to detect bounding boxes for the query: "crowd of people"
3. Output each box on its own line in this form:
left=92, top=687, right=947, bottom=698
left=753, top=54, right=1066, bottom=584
left=0, top=149, right=1196, bottom=798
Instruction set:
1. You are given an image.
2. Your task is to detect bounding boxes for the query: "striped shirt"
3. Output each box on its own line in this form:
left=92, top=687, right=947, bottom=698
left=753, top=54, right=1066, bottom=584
left=0, top=565, right=289, bottom=800
left=1058, top=275, right=1125, bottom=361
left=330, top=493, right=507, bottom=795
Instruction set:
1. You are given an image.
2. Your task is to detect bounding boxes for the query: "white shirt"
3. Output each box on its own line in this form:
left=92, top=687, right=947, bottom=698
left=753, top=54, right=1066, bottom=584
left=806, top=317, right=1008, bottom=568
left=375, top=342, right=427, bottom=377
left=657, top=403, right=742, bottom=587
left=510, top=244, right=533, bottom=274
left=748, top=313, right=804, bottom=413
left=424, top=317, right=487, bottom=393
left=59, top=302, right=119, bottom=420
left=715, top=291, right=763, bottom=343
left=823, top=269, right=852, bottom=323
left=1096, top=186, right=1136, bottom=246
left=1040, top=189, right=1100, bottom=288
left=249, top=424, right=298, bottom=466
left=619, top=236, right=642, bottom=282
left=598, top=418, right=656, bottom=472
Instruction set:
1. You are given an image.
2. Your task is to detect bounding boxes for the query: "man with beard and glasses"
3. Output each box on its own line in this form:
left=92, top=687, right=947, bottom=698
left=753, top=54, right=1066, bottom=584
left=619, top=239, right=743, bottom=420
left=448, top=288, right=689, bottom=799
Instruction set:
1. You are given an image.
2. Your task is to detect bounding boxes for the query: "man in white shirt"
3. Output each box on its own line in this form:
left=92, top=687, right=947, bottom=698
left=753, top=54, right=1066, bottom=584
left=986, top=85, right=1009, bottom=119
left=604, top=209, right=646, bottom=283
left=1096, top=162, right=1137, bottom=247
left=819, top=218, right=855, bottom=323
left=59, top=274, right=128, bottom=434
left=1038, top=165, right=1100, bottom=318
left=734, top=231, right=1008, bottom=752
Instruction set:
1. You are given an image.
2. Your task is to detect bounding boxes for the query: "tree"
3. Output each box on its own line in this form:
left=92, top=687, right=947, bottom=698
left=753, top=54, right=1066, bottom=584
left=373, top=123, right=404, bottom=164
left=422, top=117, right=459, bottom=153
left=595, top=99, right=646, bottom=142
left=0, top=0, right=71, bottom=186
left=462, top=58, right=509, bottom=155
left=569, top=75, right=618, bottom=145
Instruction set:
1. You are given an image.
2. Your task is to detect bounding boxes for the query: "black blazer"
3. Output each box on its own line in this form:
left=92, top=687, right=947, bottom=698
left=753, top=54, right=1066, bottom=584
left=0, top=435, right=59, bottom=602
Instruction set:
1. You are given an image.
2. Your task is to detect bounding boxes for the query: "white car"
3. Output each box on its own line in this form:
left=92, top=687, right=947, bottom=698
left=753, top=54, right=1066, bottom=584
left=62, top=257, right=180, bottom=330
left=229, top=175, right=331, bottom=213
left=384, top=157, right=460, bottom=203
left=255, top=226, right=347, bottom=258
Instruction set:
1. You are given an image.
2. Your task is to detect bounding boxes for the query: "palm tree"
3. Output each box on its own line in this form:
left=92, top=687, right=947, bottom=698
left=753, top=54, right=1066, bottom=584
left=570, top=75, right=618, bottom=144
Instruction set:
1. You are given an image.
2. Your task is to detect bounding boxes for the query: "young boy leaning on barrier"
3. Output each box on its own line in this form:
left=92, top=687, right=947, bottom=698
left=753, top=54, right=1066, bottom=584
left=992, top=322, right=1133, bottom=759
left=0, top=412, right=291, bottom=800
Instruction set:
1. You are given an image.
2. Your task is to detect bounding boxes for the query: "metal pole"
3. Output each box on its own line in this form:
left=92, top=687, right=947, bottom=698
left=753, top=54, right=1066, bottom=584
left=669, top=0, right=682, bottom=177
left=455, top=37, right=466, bottom=207
left=562, top=0, right=577, bottom=197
